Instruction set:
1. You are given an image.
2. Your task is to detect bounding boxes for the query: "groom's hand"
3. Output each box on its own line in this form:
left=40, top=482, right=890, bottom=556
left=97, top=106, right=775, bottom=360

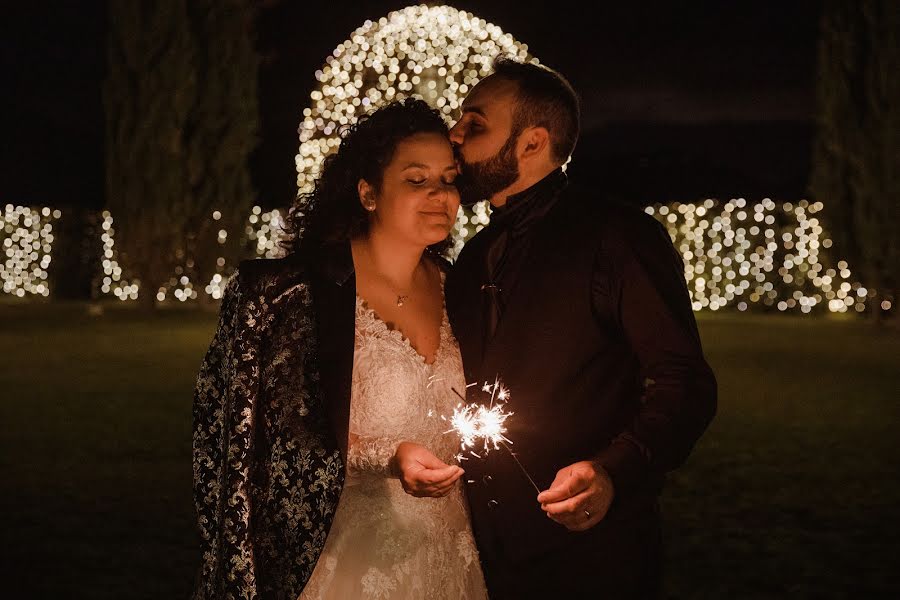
left=537, top=460, right=615, bottom=532
left=392, top=442, right=464, bottom=498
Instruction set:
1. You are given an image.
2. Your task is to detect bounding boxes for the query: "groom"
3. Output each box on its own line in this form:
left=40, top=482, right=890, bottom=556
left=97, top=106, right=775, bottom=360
left=445, top=57, right=717, bottom=598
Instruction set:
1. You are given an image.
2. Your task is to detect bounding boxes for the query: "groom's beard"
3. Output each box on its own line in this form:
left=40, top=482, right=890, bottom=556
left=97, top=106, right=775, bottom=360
left=455, top=132, right=520, bottom=206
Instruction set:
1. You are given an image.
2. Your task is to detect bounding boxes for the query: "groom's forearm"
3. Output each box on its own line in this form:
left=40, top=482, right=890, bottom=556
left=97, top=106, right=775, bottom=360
left=594, top=359, right=717, bottom=495
left=594, top=215, right=718, bottom=495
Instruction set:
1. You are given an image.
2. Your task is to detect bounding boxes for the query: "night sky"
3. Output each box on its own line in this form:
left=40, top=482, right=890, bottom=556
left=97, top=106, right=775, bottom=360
left=2, top=0, right=823, bottom=211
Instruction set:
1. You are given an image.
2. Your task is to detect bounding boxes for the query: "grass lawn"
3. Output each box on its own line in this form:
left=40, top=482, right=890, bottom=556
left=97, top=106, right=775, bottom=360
left=1, top=304, right=898, bottom=598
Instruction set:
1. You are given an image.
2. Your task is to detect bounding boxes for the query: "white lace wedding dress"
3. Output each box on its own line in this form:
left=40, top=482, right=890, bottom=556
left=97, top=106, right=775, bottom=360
left=298, top=280, right=488, bottom=599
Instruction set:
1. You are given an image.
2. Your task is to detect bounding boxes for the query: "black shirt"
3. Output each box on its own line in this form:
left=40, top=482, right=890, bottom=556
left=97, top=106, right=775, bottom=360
left=481, top=168, right=568, bottom=329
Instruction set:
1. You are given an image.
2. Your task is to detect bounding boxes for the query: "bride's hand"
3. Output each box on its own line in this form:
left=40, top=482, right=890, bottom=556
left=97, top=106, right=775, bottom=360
left=392, top=442, right=464, bottom=498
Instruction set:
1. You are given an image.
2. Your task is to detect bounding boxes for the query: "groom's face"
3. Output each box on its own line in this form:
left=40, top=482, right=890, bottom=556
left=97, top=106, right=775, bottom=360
left=449, top=76, right=522, bottom=206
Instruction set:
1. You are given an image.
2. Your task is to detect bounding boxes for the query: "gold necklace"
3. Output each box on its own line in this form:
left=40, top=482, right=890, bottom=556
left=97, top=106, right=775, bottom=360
left=356, top=241, right=415, bottom=307
left=388, top=274, right=415, bottom=307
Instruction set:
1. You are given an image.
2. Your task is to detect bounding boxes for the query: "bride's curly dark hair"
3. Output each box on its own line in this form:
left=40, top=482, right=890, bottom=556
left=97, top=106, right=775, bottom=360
left=282, top=98, right=453, bottom=256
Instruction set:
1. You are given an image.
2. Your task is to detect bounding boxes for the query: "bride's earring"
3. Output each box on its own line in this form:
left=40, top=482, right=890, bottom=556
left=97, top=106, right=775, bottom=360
left=358, top=179, right=377, bottom=212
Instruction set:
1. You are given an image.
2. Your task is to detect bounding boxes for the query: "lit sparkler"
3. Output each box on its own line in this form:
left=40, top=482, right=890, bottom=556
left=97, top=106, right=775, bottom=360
left=444, top=379, right=540, bottom=493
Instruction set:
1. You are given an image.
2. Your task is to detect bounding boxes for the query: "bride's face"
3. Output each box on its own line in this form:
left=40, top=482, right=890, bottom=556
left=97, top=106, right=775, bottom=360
left=361, top=132, right=460, bottom=247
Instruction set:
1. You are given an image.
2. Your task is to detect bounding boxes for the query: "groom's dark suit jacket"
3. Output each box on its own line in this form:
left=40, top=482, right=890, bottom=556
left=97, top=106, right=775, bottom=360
left=445, top=173, right=717, bottom=579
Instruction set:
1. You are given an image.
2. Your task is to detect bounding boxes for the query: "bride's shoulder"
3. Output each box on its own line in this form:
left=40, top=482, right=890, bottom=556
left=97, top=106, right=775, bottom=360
left=223, top=253, right=312, bottom=306
left=240, top=251, right=305, bottom=278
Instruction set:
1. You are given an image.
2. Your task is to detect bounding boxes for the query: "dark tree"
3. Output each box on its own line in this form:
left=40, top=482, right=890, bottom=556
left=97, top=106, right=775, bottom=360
left=810, top=0, right=899, bottom=314
left=104, top=1, right=259, bottom=306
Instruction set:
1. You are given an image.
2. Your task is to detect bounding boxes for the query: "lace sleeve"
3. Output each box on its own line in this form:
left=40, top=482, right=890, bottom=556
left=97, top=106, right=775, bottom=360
left=346, top=434, right=409, bottom=476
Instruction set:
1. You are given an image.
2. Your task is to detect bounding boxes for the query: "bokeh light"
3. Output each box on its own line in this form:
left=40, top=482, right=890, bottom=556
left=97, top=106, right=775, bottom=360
left=644, top=198, right=880, bottom=313
left=1, top=204, right=57, bottom=298
left=293, top=4, right=534, bottom=257
left=2, top=8, right=890, bottom=315
left=6, top=197, right=889, bottom=317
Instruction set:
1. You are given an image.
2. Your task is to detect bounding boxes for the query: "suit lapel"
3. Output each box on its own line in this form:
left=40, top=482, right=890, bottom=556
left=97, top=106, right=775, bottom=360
left=310, top=242, right=356, bottom=460
left=481, top=203, right=564, bottom=368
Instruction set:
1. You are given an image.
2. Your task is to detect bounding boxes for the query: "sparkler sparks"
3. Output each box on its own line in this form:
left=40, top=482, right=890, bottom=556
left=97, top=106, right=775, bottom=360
left=445, top=379, right=541, bottom=493
left=447, top=379, right=512, bottom=455
left=448, top=400, right=513, bottom=457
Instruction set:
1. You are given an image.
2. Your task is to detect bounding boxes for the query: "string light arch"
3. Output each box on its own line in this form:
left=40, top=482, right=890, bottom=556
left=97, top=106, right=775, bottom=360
left=294, top=4, right=535, bottom=256
left=4, top=7, right=890, bottom=315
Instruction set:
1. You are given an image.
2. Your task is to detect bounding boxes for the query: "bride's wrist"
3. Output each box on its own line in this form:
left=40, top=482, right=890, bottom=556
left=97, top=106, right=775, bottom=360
left=388, top=452, right=400, bottom=478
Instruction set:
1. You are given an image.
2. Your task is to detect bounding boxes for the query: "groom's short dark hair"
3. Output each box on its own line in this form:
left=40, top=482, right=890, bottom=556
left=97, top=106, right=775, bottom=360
left=491, top=56, right=580, bottom=165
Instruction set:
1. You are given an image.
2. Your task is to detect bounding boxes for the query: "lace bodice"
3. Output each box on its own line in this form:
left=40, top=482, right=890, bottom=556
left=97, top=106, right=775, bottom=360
left=345, top=295, right=464, bottom=477
left=298, top=275, right=488, bottom=599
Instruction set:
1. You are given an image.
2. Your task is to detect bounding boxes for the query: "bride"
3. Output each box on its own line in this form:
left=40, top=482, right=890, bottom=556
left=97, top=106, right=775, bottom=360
left=192, top=98, right=488, bottom=599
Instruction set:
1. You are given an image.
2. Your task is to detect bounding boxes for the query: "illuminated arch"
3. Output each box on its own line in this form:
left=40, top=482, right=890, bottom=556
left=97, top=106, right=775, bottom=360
left=295, top=4, right=536, bottom=255
left=45, top=6, right=883, bottom=313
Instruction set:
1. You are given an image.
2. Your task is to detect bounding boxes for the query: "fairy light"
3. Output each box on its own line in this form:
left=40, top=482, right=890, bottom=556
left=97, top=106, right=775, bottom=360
left=293, top=4, right=532, bottom=252
left=296, top=4, right=533, bottom=192
left=643, top=198, right=880, bottom=314
left=94, top=203, right=285, bottom=301
left=7, top=195, right=890, bottom=314
left=245, top=205, right=285, bottom=259
left=4, top=15, right=891, bottom=314
left=97, top=210, right=139, bottom=301
left=450, top=201, right=491, bottom=258
left=1, top=204, right=58, bottom=298
left=204, top=273, right=227, bottom=301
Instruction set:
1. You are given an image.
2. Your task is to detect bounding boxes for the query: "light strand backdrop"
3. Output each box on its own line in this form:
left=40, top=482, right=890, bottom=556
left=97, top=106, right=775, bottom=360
left=1, top=5, right=886, bottom=314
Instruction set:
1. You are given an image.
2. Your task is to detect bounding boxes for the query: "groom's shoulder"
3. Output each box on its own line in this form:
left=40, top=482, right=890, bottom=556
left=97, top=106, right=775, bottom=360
left=558, top=184, right=658, bottom=234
